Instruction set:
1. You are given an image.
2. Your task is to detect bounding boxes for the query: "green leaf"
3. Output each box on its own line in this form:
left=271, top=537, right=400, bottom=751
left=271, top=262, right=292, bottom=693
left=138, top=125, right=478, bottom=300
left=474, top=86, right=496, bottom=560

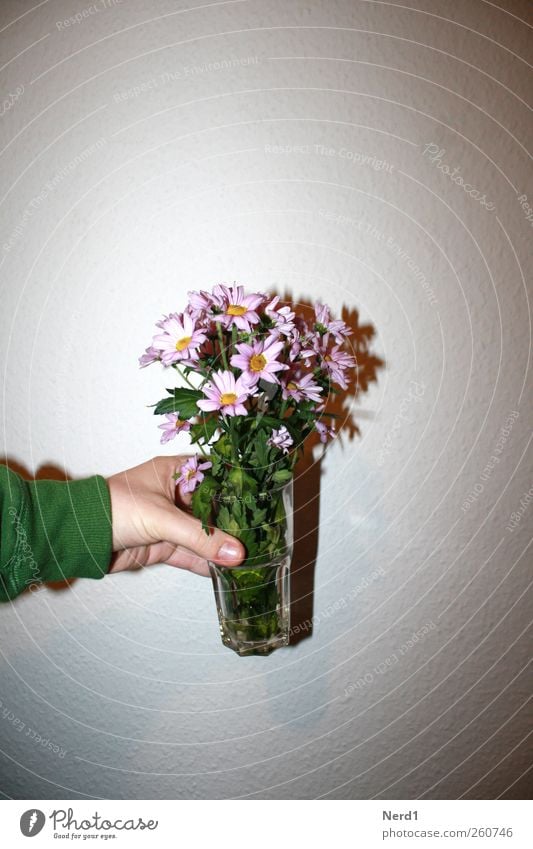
left=154, top=387, right=203, bottom=418
left=153, top=397, right=180, bottom=415
left=250, top=506, right=268, bottom=527
left=272, top=469, right=292, bottom=484
left=190, top=416, right=218, bottom=445
left=212, top=433, right=233, bottom=459
left=191, top=475, right=218, bottom=532
left=228, top=466, right=259, bottom=496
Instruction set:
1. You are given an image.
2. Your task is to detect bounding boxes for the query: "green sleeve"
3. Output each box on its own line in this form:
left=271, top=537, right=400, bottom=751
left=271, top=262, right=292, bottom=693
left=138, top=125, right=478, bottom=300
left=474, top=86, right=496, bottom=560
left=0, top=466, right=112, bottom=602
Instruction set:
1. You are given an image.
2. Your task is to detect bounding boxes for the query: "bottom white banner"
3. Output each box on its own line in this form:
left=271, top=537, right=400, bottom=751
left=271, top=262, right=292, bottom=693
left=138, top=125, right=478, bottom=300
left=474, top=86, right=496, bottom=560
left=0, top=799, right=529, bottom=848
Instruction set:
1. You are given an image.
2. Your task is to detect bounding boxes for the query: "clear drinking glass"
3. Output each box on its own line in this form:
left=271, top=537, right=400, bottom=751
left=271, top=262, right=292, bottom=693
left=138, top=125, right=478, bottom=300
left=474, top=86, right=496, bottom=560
left=209, top=479, right=292, bottom=656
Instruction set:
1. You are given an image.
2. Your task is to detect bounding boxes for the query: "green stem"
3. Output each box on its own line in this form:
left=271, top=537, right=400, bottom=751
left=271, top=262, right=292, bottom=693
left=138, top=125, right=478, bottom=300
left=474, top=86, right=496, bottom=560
left=217, top=323, right=229, bottom=370
left=228, top=416, right=239, bottom=462
left=196, top=440, right=210, bottom=458
left=178, top=369, right=196, bottom=389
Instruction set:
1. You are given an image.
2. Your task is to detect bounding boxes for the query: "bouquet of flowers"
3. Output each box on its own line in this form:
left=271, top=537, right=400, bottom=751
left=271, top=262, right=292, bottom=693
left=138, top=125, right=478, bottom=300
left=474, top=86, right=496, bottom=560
left=140, top=283, right=355, bottom=654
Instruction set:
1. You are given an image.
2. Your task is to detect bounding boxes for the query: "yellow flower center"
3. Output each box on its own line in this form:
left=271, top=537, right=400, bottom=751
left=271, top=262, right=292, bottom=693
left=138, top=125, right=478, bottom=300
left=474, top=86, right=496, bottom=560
left=287, top=381, right=297, bottom=391
left=227, top=304, right=247, bottom=316
left=175, top=336, right=192, bottom=351
left=220, top=392, right=238, bottom=405
left=175, top=419, right=184, bottom=428
left=250, top=353, right=267, bottom=372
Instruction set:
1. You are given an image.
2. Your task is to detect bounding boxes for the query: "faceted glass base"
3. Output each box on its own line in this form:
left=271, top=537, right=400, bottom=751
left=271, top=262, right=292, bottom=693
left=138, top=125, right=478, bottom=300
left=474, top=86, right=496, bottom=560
left=209, top=557, right=290, bottom=657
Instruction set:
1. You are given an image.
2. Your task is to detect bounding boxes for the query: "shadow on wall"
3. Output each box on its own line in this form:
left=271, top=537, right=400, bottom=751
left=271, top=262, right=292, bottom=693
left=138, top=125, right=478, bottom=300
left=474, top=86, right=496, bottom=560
left=280, top=297, right=385, bottom=647
left=1, top=301, right=383, bottom=614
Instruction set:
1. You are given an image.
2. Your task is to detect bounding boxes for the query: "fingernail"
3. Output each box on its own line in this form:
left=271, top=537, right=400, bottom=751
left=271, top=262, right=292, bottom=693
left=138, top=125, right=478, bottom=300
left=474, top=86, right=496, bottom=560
left=217, top=542, right=241, bottom=561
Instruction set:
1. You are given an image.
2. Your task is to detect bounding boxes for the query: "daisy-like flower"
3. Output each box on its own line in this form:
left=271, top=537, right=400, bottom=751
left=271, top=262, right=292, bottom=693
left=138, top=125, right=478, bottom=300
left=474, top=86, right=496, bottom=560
left=265, top=296, right=296, bottom=336
left=268, top=425, right=293, bottom=454
left=281, top=372, right=324, bottom=403
left=230, top=334, right=288, bottom=385
left=320, top=345, right=356, bottom=389
left=187, top=289, right=214, bottom=314
left=139, top=346, right=160, bottom=368
left=175, top=455, right=212, bottom=497
left=314, top=302, right=352, bottom=343
left=300, top=329, right=325, bottom=360
left=213, top=284, right=265, bottom=332
left=197, top=369, right=254, bottom=417
left=315, top=419, right=336, bottom=443
left=153, top=313, right=207, bottom=366
left=158, top=413, right=192, bottom=444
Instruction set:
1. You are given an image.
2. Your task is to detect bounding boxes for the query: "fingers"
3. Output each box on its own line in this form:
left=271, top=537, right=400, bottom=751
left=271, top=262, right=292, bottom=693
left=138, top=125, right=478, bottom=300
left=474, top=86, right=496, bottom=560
left=163, top=545, right=211, bottom=577
left=109, top=542, right=212, bottom=577
left=156, top=502, right=246, bottom=566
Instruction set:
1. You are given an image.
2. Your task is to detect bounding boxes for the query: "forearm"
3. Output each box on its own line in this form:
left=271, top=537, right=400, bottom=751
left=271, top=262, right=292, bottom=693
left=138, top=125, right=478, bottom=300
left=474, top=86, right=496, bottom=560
left=0, top=466, right=112, bottom=602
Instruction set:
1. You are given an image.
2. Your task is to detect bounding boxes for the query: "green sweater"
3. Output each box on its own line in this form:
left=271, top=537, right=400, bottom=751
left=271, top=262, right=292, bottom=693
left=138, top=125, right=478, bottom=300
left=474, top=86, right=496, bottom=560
left=0, top=466, right=112, bottom=602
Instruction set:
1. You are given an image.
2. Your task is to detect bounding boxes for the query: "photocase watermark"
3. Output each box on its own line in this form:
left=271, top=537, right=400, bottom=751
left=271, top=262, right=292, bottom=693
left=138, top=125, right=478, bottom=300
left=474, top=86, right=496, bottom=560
left=343, top=621, right=437, bottom=696
left=0, top=85, right=24, bottom=118
left=265, top=143, right=394, bottom=172
left=421, top=143, right=496, bottom=212
left=315, top=143, right=394, bottom=172
left=56, top=0, right=122, bottom=30
left=290, top=566, right=386, bottom=637
left=18, top=807, right=159, bottom=837
left=517, top=194, right=533, bottom=228
left=19, top=806, right=159, bottom=837
left=505, top=485, right=533, bottom=533
left=376, top=380, right=425, bottom=467
left=113, top=56, right=260, bottom=103
left=318, top=210, right=437, bottom=306
left=0, top=698, right=67, bottom=758
left=2, top=138, right=107, bottom=257
left=385, top=236, right=438, bottom=306
left=213, top=491, right=273, bottom=503
left=20, top=809, right=46, bottom=837
left=461, top=410, right=519, bottom=513
left=318, top=208, right=382, bottom=237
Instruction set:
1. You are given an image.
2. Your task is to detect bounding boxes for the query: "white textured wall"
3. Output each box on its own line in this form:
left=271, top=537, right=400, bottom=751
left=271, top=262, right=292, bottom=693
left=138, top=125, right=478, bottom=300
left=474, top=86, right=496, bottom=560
left=0, top=0, right=531, bottom=800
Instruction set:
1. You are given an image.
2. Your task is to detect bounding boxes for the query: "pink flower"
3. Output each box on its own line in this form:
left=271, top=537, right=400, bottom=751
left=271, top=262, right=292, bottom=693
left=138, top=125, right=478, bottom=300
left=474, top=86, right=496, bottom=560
left=197, top=369, right=254, bottom=417
left=187, top=289, right=214, bottom=314
left=213, top=284, right=265, bottom=331
left=300, top=329, right=324, bottom=360
left=281, top=371, right=324, bottom=403
left=315, top=420, right=336, bottom=443
left=268, top=425, right=293, bottom=454
left=230, top=335, right=287, bottom=385
left=158, top=413, right=192, bottom=444
left=314, top=302, right=352, bottom=343
left=175, top=456, right=212, bottom=497
left=153, top=313, right=208, bottom=366
left=320, top=345, right=356, bottom=389
left=265, top=296, right=295, bottom=336
left=139, top=346, right=160, bottom=368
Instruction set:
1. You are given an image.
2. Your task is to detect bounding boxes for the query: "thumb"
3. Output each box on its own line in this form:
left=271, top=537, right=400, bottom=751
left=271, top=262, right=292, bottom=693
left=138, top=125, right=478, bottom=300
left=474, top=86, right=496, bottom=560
left=156, top=502, right=246, bottom=566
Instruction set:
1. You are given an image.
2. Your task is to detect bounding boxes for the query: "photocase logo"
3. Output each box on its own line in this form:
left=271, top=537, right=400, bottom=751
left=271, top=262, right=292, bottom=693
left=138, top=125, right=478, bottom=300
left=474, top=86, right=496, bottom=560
left=20, top=809, right=45, bottom=837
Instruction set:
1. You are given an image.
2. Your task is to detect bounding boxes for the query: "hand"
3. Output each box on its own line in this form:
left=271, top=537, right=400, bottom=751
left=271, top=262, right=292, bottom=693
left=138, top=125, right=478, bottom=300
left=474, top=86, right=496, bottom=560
left=106, top=455, right=245, bottom=577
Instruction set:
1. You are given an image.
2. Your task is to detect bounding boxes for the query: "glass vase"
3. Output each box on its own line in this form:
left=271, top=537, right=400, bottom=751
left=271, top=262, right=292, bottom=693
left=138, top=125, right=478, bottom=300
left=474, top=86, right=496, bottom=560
left=209, top=479, right=292, bottom=656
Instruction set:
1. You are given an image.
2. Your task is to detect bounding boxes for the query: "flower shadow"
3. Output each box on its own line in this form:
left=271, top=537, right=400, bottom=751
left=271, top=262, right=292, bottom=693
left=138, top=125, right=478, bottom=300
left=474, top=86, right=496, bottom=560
left=273, top=296, right=384, bottom=646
